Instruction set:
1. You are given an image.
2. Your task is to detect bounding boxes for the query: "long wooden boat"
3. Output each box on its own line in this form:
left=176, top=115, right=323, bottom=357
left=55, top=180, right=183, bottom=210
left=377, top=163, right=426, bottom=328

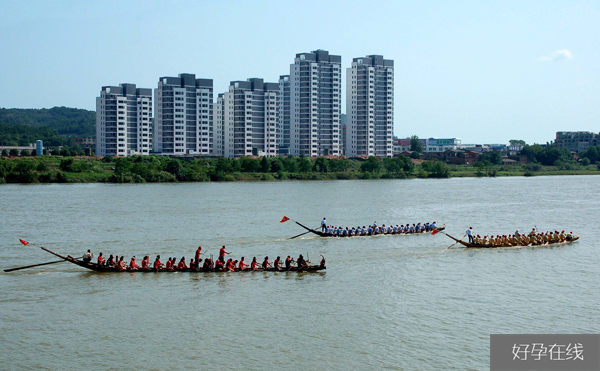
left=39, top=246, right=325, bottom=273
left=444, top=233, right=580, bottom=249
left=294, top=221, right=445, bottom=238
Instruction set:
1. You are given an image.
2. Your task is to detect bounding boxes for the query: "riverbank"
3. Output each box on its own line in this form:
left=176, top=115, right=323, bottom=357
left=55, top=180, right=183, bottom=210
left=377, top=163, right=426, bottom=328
left=0, top=155, right=598, bottom=183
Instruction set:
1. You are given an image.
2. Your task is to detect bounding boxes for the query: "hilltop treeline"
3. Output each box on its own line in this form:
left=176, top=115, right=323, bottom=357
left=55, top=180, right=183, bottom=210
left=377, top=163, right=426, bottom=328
left=0, top=107, right=95, bottom=137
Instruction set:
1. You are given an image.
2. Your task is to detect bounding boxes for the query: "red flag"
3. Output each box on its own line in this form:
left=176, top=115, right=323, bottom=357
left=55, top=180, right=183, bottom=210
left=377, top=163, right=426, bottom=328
left=19, top=239, right=29, bottom=246
left=431, top=229, right=440, bottom=236
left=279, top=216, right=290, bottom=223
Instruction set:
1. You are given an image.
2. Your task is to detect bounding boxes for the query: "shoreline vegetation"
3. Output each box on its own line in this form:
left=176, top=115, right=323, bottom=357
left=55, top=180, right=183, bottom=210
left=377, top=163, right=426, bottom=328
left=1, top=154, right=598, bottom=184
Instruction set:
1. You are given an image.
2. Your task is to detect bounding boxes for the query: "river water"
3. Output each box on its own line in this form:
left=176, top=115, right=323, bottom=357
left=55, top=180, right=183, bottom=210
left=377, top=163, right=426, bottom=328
left=1, top=176, right=599, bottom=370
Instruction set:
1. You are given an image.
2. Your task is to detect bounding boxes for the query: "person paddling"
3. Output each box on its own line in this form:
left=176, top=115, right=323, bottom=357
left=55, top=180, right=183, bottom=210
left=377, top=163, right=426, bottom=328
left=82, top=250, right=93, bottom=263
left=97, top=252, right=105, bottom=265
left=129, top=256, right=138, bottom=271
left=153, top=255, right=163, bottom=271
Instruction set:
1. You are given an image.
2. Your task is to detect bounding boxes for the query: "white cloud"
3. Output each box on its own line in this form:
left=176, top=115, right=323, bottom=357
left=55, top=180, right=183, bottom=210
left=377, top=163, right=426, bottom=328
left=539, top=49, right=574, bottom=61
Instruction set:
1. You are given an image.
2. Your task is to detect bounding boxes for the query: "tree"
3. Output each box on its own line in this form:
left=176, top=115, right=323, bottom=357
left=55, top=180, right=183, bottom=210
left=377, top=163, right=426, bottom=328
left=42, top=149, right=48, bottom=155
left=283, top=156, right=298, bottom=172
left=2, top=149, right=9, bottom=156
left=410, top=135, right=424, bottom=153
left=298, top=156, right=312, bottom=172
left=9, top=148, right=19, bottom=156
left=482, top=150, right=502, bottom=165
left=260, top=157, right=271, bottom=173
left=410, top=151, right=421, bottom=159
left=422, top=160, right=450, bottom=178
left=313, top=157, right=328, bottom=173
left=361, top=156, right=382, bottom=173
left=20, top=149, right=30, bottom=156
left=165, top=159, right=183, bottom=179
left=509, top=139, right=526, bottom=147
left=240, top=157, right=260, bottom=172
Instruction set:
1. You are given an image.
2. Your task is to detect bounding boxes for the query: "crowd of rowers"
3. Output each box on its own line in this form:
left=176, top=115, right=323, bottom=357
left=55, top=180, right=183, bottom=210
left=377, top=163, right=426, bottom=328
left=470, top=229, right=576, bottom=247
left=321, top=219, right=439, bottom=236
left=82, top=246, right=325, bottom=272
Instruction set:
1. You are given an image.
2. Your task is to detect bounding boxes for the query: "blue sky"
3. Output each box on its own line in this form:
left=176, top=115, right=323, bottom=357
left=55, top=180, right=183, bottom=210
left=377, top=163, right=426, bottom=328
left=1, top=0, right=598, bottom=144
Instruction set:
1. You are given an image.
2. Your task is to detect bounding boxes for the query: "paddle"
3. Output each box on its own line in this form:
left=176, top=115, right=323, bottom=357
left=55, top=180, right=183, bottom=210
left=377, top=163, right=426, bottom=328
left=446, top=234, right=466, bottom=250
left=289, top=226, right=321, bottom=240
left=4, top=256, right=83, bottom=272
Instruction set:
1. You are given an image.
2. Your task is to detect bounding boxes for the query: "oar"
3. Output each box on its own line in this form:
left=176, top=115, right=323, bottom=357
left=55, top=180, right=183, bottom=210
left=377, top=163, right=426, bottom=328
left=289, top=226, right=321, bottom=240
left=4, top=256, right=83, bottom=272
left=446, top=234, right=466, bottom=250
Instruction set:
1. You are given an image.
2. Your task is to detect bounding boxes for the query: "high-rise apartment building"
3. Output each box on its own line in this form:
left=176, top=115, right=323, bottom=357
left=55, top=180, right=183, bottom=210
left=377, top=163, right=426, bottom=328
left=346, top=55, right=394, bottom=157
left=96, top=83, right=152, bottom=157
left=221, top=78, right=279, bottom=157
left=278, top=75, right=291, bottom=155
left=213, top=93, right=226, bottom=157
left=289, top=50, right=342, bottom=156
left=153, top=73, right=213, bottom=155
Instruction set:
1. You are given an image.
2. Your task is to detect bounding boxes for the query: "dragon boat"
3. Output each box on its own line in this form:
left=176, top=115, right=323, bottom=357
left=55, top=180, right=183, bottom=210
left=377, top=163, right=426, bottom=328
left=37, top=246, right=325, bottom=273
left=293, top=221, right=445, bottom=238
left=444, top=233, right=579, bottom=248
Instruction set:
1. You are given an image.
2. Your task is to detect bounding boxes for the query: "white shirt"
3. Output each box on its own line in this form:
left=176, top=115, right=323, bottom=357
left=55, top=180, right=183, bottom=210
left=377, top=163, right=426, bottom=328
left=466, top=229, right=473, bottom=236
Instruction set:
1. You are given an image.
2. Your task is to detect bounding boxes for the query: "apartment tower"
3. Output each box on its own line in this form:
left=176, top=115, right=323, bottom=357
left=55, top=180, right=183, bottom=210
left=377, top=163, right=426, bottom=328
left=278, top=75, right=291, bottom=155
left=289, top=50, right=342, bottom=156
left=346, top=55, right=394, bottom=157
left=221, top=78, right=279, bottom=157
left=96, top=83, right=152, bottom=157
left=153, top=73, right=213, bottom=155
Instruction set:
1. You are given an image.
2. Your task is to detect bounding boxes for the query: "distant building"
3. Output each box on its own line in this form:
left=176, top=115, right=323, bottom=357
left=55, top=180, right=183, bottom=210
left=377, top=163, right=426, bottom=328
left=278, top=75, right=291, bottom=155
left=393, top=137, right=459, bottom=154
left=96, top=83, right=152, bottom=157
left=555, top=131, right=599, bottom=152
left=290, top=50, right=342, bottom=156
left=153, top=74, right=213, bottom=156
left=346, top=55, right=394, bottom=157
left=425, top=138, right=461, bottom=153
left=220, top=78, right=279, bottom=157
left=73, top=137, right=95, bottom=147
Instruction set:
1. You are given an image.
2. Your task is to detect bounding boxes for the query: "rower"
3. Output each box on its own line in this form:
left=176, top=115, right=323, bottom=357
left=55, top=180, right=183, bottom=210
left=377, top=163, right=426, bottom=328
left=129, top=256, right=138, bottom=271
left=274, top=256, right=281, bottom=271
left=320, top=254, right=326, bottom=268
left=219, top=246, right=231, bottom=264
left=251, top=257, right=259, bottom=271
left=165, top=257, right=172, bottom=270
left=262, top=256, right=271, bottom=270
left=514, top=229, right=520, bottom=237
left=177, top=257, right=187, bottom=270
left=82, top=250, right=93, bottom=263
left=466, top=227, right=474, bottom=243
left=361, top=226, right=366, bottom=235
left=297, top=254, right=308, bottom=270
left=285, top=256, right=292, bottom=269
left=367, top=225, right=373, bottom=235
left=154, top=255, right=163, bottom=270
left=239, top=257, right=248, bottom=270
left=141, top=256, right=149, bottom=270
left=214, top=259, right=224, bottom=271
left=410, top=224, right=415, bottom=233
left=202, top=258, right=212, bottom=271
left=321, top=217, right=327, bottom=232
left=97, top=252, right=105, bottom=265
left=107, top=254, right=115, bottom=266
left=189, top=258, right=196, bottom=270
left=225, top=259, right=234, bottom=271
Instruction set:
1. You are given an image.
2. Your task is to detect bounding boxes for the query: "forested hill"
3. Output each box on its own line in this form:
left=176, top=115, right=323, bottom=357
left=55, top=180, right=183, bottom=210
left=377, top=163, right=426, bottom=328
left=0, top=107, right=95, bottom=137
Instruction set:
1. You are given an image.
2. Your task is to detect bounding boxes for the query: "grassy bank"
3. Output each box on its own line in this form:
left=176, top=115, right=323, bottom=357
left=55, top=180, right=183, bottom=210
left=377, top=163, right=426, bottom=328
left=0, top=155, right=598, bottom=184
